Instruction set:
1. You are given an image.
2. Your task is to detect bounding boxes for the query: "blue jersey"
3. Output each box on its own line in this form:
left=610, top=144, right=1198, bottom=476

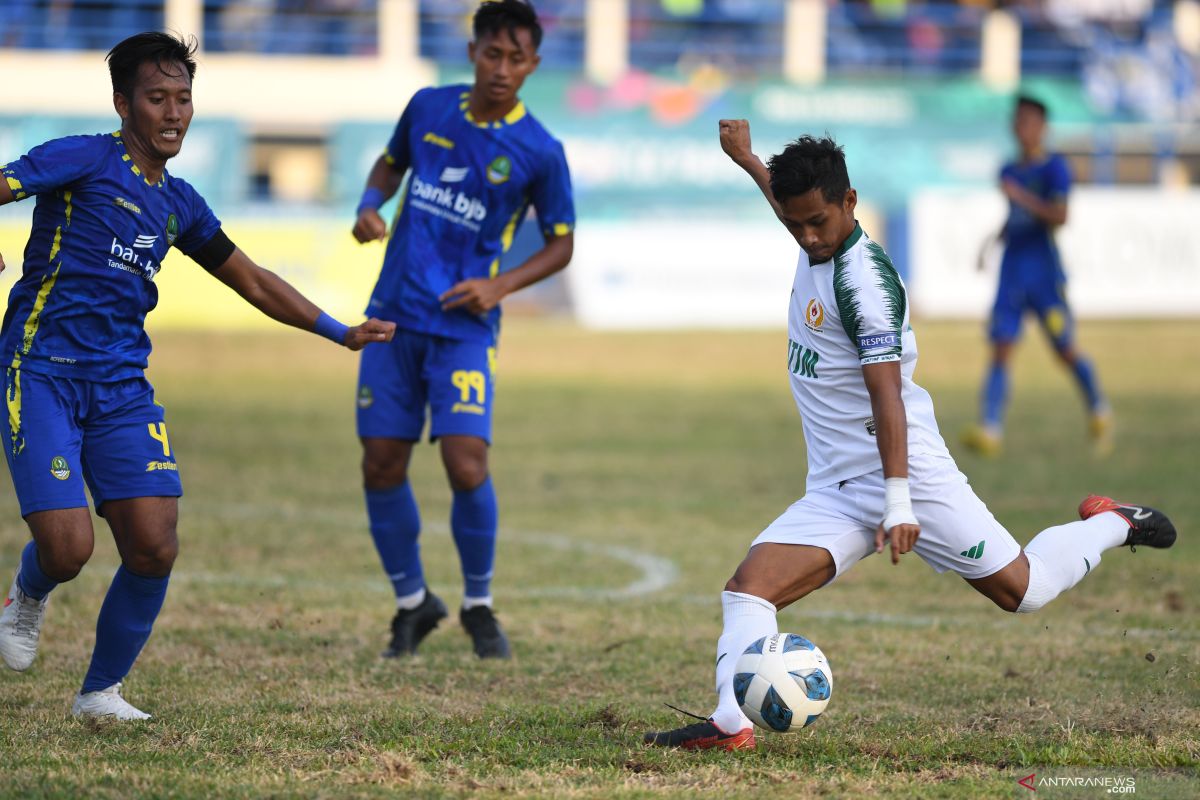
left=1, top=132, right=222, bottom=381
left=999, top=153, right=1070, bottom=285
left=368, top=85, right=575, bottom=344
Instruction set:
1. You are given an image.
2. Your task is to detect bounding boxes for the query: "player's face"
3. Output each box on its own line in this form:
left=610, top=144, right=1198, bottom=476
left=779, top=188, right=858, bottom=264
left=468, top=28, right=540, bottom=106
left=114, top=59, right=193, bottom=164
left=1013, top=105, right=1045, bottom=153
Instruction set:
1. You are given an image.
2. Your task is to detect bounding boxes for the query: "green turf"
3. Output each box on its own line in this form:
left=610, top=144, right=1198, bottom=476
left=1, top=319, right=1197, bottom=799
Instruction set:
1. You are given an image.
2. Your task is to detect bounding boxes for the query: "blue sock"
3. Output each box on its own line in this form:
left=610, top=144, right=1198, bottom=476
left=81, top=566, right=168, bottom=694
left=18, top=540, right=59, bottom=600
left=983, top=362, right=1009, bottom=429
left=1070, top=356, right=1103, bottom=411
left=451, top=477, right=498, bottom=600
left=366, top=482, right=424, bottom=598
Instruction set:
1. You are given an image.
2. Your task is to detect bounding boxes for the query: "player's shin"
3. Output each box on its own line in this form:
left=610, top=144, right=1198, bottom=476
left=80, top=565, right=169, bottom=694
left=711, top=591, right=777, bottom=733
left=365, top=482, right=424, bottom=603
left=451, top=476, right=497, bottom=604
left=1016, top=515, right=1127, bottom=613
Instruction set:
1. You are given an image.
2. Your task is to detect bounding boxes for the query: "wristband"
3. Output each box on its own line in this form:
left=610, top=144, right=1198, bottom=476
left=356, top=187, right=385, bottom=216
left=882, top=477, right=918, bottom=530
left=314, top=311, right=350, bottom=346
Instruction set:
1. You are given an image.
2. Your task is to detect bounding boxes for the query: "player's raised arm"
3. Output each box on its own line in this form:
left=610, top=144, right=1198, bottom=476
left=719, top=119, right=784, bottom=222
left=351, top=154, right=407, bottom=243
left=206, top=245, right=395, bottom=350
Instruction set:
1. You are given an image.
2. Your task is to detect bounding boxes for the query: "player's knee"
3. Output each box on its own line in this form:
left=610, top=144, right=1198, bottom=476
left=40, top=541, right=93, bottom=582
left=362, top=455, right=407, bottom=489
left=125, top=537, right=178, bottom=577
left=446, top=458, right=488, bottom=492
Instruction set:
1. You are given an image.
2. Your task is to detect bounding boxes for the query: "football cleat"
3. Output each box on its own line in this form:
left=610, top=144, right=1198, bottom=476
left=460, top=605, right=511, bottom=659
left=383, top=591, right=448, bottom=658
left=72, top=683, right=151, bottom=721
left=1079, top=495, right=1177, bottom=551
left=643, top=718, right=756, bottom=751
left=960, top=424, right=1002, bottom=458
left=0, top=572, right=48, bottom=672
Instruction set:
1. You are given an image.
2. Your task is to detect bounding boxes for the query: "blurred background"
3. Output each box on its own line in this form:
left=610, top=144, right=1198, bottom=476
left=1, top=0, right=1198, bottom=328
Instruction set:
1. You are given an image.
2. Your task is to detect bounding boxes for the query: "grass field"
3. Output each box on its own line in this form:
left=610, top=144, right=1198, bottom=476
left=1, top=319, right=1197, bottom=799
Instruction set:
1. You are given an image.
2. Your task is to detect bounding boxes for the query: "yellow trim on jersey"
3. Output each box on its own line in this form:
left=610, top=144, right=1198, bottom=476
left=422, top=132, right=455, bottom=150
left=114, top=133, right=164, bottom=187
left=460, top=90, right=526, bottom=129
left=6, top=368, right=22, bottom=456
left=489, top=202, right=527, bottom=278
left=5, top=175, right=24, bottom=201
left=503, top=102, right=527, bottom=125
left=548, top=223, right=572, bottom=237
left=383, top=149, right=396, bottom=166
left=15, top=190, right=71, bottom=364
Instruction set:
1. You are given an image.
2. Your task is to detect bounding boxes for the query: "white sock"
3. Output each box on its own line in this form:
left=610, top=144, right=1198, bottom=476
left=710, top=590, right=777, bottom=733
left=461, top=595, right=492, bottom=610
left=396, top=587, right=427, bottom=610
left=1017, top=513, right=1128, bottom=613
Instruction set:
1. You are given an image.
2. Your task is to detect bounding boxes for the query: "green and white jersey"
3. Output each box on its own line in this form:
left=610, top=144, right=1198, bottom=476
left=786, top=223, right=949, bottom=490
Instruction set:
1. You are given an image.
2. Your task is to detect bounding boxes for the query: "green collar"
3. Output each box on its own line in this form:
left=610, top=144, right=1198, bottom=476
left=833, top=222, right=863, bottom=259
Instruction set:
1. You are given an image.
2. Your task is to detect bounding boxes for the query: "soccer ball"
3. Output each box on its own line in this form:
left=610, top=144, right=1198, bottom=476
left=733, top=632, right=833, bottom=732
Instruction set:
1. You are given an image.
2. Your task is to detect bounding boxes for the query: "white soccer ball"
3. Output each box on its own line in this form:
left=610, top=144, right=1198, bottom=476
left=733, top=632, right=833, bottom=732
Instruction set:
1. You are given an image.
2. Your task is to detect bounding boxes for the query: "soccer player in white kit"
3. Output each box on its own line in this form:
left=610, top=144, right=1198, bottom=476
left=643, top=121, right=1177, bottom=751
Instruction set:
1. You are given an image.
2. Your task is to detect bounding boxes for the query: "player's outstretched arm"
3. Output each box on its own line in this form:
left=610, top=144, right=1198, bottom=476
left=862, top=360, right=921, bottom=564
left=439, top=232, right=574, bottom=315
left=211, top=247, right=396, bottom=350
left=352, top=155, right=407, bottom=244
left=719, top=119, right=784, bottom=222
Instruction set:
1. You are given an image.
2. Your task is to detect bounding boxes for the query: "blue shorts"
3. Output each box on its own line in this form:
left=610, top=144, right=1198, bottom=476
left=989, top=278, right=1074, bottom=349
left=356, top=329, right=496, bottom=444
left=3, top=369, right=181, bottom=517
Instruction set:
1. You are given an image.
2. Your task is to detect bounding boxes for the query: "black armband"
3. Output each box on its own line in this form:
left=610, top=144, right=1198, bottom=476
left=187, top=229, right=237, bottom=272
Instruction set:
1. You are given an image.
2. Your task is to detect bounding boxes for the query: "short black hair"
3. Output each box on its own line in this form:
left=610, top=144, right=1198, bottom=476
left=1015, top=94, right=1049, bottom=119
left=767, top=135, right=850, bottom=205
left=106, top=31, right=197, bottom=99
left=474, top=0, right=543, bottom=51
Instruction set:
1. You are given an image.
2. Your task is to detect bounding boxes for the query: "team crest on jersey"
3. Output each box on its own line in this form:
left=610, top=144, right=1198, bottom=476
left=804, top=299, right=826, bottom=332
left=50, top=456, right=70, bottom=481
left=358, top=385, right=374, bottom=409
left=165, top=214, right=179, bottom=246
left=486, top=155, right=512, bottom=185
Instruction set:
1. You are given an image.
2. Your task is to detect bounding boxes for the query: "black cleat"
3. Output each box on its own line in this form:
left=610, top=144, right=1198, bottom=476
left=1079, top=495, right=1177, bottom=551
left=459, top=605, right=511, bottom=659
left=642, top=710, right=755, bottom=751
left=383, top=591, right=448, bottom=658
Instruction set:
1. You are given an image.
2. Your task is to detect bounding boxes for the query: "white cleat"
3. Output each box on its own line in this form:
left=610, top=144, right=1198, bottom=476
left=0, top=573, right=48, bottom=671
left=72, top=683, right=152, bottom=721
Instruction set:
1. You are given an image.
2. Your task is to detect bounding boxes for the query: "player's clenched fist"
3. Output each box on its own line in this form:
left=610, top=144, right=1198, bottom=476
left=343, top=317, right=396, bottom=350
left=352, top=208, right=388, bottom=243
left=719, top=119, right=754, bottom=165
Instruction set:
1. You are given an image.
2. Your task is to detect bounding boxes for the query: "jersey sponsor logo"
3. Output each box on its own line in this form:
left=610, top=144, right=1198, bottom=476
left=145, top=460, right=179, bottom=472
left=804, top=299, right=826, bottom=332
left=486, top=155, right=512, bottom=185
left=112, top=196, right=142, bottom=215
left=50, top=455, right=70, bottom=480
left=787, top=338, right=820, bottom=379
left=857, top=332, right=898, bottom=350
left=422, top=132, right=455, bottom=149
left=439, top=166, right=470, bottom=183
left=109, top=237, right=161, bottom=282
left=409, top=175, right=487, bottom=229
left=133, top=234, right=158, bottom=249
left=166, top=214, right=179, bottom=246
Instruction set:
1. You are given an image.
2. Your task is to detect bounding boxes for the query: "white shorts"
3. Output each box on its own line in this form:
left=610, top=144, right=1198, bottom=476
left=752, top=452, right=1021, bottom=581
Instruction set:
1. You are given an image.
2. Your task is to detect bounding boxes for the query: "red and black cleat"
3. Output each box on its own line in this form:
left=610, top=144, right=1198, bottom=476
left=1079, top=495, right=1177, bottom=552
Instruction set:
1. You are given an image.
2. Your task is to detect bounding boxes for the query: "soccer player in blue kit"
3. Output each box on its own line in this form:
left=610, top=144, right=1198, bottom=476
left=0, top=32, right=394, bottom=719
left=962, top=96, right=1110, bottom=457
left=351, top=1, right=574, bottom=659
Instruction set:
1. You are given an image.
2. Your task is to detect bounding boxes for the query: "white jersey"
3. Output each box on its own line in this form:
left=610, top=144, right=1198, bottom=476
left=786, top=223, right=949, bottom=490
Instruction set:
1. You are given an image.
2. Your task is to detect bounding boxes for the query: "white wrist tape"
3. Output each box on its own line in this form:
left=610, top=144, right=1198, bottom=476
left=883, top=477, right=918, bottom=531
